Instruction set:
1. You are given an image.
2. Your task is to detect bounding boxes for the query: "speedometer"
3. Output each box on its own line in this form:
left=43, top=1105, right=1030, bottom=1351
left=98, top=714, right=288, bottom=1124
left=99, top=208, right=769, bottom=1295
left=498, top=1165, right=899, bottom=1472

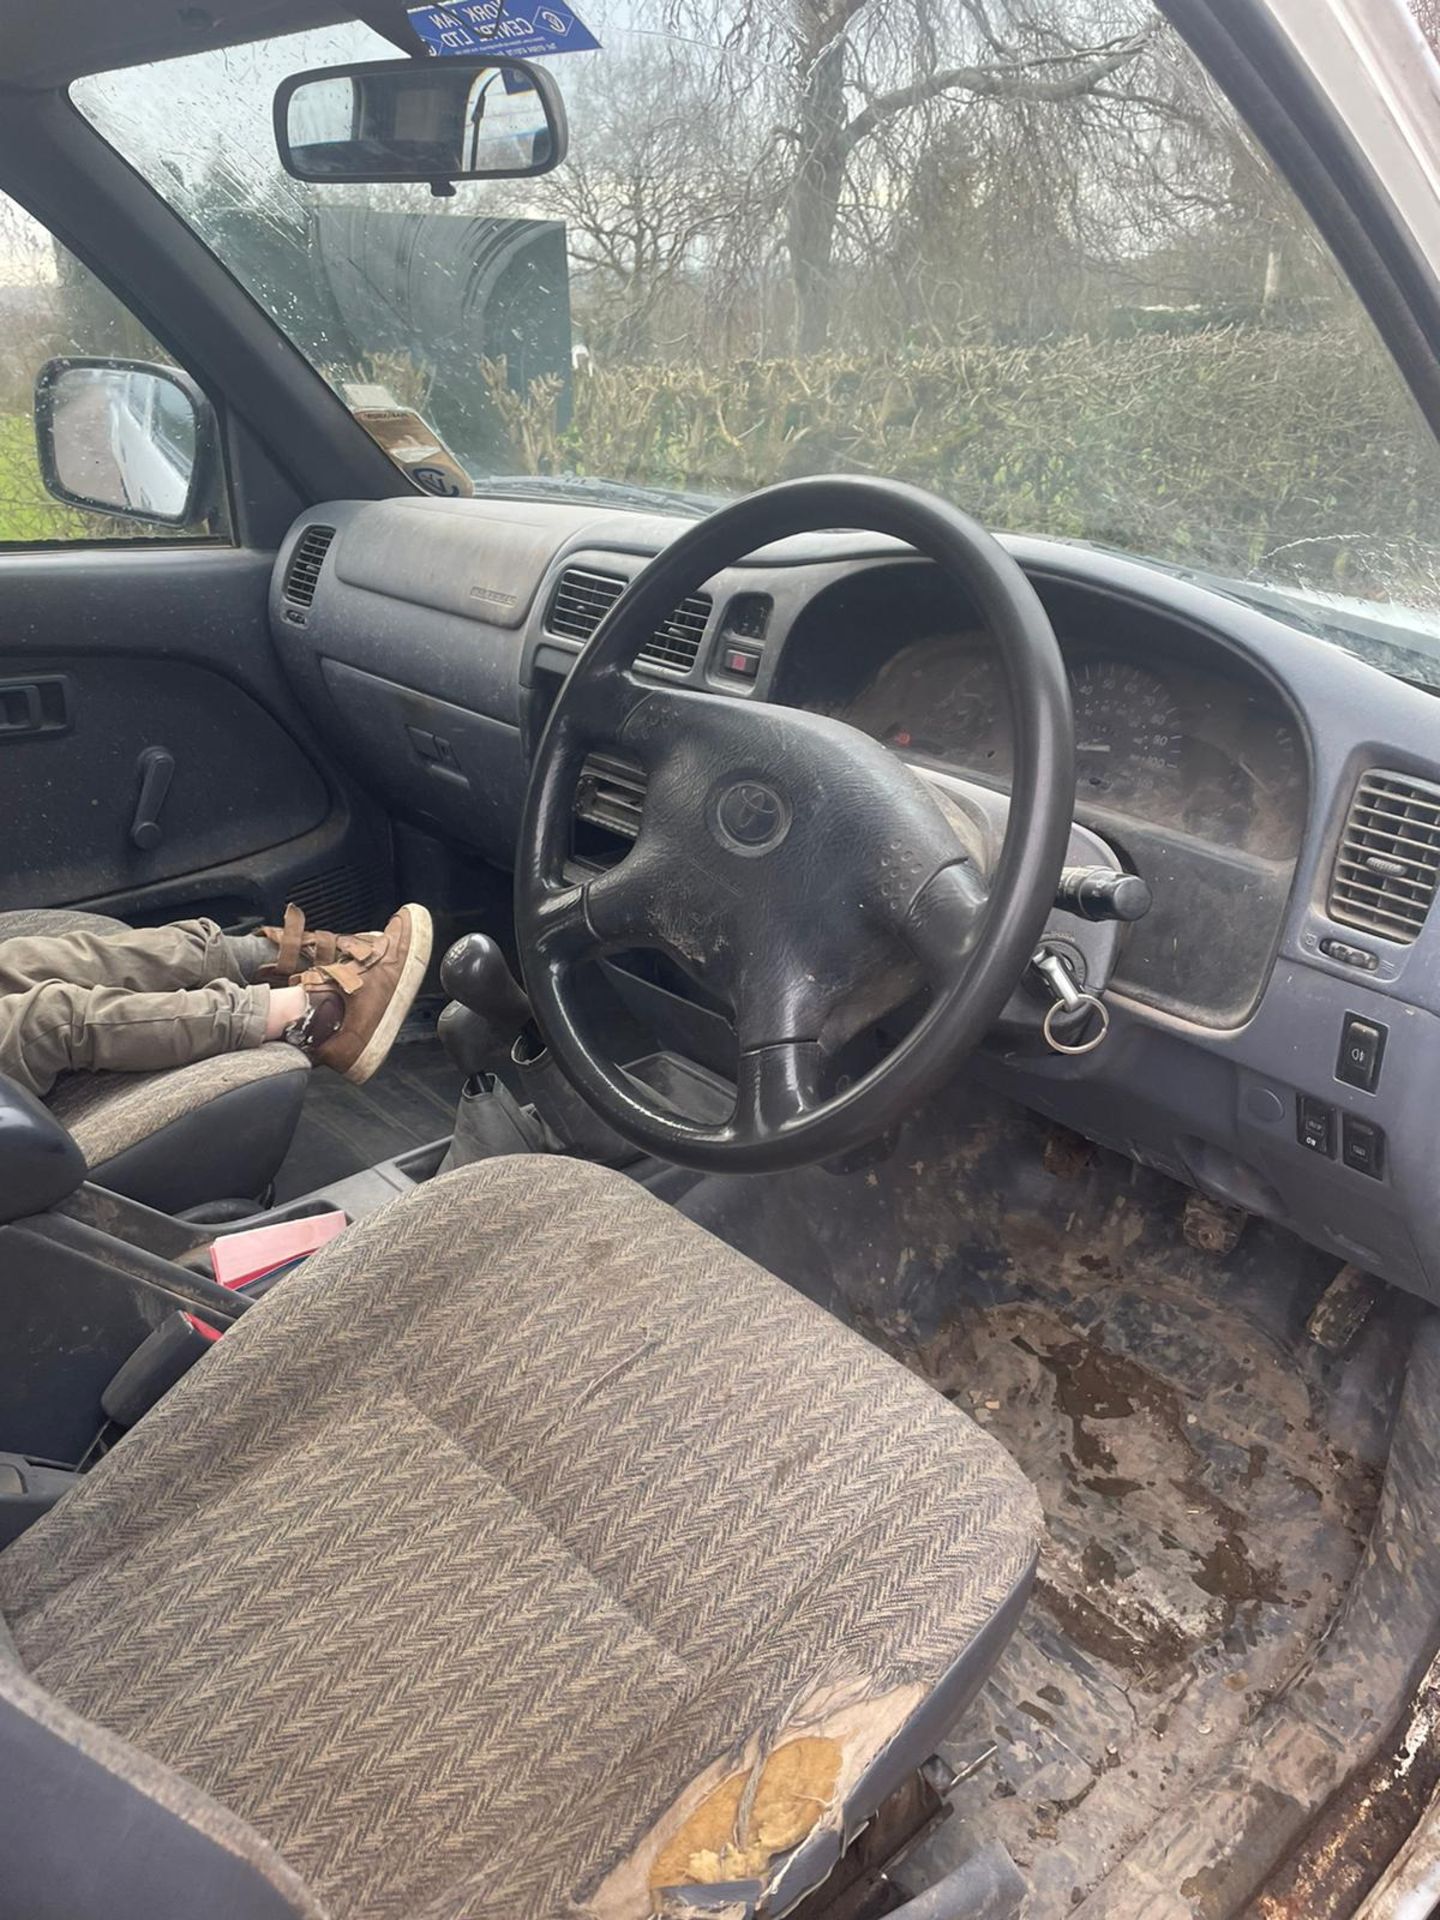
left=1070, top=659, right=1184, bottom=809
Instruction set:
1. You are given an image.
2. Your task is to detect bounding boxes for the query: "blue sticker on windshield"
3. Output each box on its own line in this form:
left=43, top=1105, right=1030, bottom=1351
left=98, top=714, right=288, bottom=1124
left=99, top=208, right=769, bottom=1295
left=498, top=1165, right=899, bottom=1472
left=407, top=1, right=602, bottom=60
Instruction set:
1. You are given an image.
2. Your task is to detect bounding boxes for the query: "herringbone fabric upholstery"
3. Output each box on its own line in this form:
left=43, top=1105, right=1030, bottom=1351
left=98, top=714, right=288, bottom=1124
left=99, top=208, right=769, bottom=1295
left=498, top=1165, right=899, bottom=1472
left=0, top=1156, right=1040, bottom=1920
left=0, top=908, right=129, bottom=940
left=0, top=908, right=304, bottom=1174
left=46, top=1044, right=309, bottom=1166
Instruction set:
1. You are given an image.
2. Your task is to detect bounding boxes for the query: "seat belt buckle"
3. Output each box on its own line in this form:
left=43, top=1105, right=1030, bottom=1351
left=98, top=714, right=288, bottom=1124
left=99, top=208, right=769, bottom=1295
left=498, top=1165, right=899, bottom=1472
left=101, top=1310, right=226, bottom=1430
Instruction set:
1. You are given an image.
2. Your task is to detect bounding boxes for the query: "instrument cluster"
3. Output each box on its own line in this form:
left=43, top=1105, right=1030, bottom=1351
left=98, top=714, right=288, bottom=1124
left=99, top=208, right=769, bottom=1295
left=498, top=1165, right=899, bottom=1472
left=831, top=632, right=1307, bottom=861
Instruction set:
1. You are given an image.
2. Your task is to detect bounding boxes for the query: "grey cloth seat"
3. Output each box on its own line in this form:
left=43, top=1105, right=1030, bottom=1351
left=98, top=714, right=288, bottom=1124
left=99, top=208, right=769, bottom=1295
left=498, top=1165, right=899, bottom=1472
left=0, top=1155, right=1041, bottom=1920
left=0, top=908, right=131, bottom=941
left=0, top=906, right=308, bottom=1210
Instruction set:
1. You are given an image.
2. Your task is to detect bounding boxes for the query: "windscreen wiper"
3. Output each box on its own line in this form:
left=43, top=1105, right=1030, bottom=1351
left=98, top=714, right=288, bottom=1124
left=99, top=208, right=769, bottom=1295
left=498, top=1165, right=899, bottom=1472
left=472, top=473, right=719, bottom=517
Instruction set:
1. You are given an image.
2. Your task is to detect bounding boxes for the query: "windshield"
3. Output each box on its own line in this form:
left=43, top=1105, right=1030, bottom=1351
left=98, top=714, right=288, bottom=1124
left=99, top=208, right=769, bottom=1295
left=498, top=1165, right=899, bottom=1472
left=74, top=4, right=1440, bottom=680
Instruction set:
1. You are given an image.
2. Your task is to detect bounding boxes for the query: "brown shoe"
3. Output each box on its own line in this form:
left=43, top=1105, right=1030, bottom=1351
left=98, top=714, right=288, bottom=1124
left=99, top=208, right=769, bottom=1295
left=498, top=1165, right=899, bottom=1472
left=255, top=902, right=388, bottom=986
left=284, top=904, right=433, bottom=1084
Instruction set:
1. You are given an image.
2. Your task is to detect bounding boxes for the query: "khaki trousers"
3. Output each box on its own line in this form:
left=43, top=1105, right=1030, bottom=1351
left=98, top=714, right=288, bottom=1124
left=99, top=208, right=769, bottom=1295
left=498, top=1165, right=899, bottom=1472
left=0, top=920, right=270, bottom=1099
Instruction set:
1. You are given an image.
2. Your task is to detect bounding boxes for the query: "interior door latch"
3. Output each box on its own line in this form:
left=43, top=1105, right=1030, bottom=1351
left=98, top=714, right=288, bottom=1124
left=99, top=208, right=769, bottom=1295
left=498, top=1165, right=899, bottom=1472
left=130, top=745, right=176, bottom=852
left=1031, top=945, right=1109, bottom=1056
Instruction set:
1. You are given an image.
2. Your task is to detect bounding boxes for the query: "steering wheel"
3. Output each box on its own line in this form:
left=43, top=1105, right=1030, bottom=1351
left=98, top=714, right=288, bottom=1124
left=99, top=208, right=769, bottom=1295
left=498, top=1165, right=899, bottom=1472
left=515, top=476, right=1075, bottom=1172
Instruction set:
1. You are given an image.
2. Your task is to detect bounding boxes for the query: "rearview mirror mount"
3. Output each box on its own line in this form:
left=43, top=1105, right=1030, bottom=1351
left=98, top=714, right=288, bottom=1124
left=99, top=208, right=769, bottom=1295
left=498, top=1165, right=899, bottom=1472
left=274, top=55, right=568, bottom=188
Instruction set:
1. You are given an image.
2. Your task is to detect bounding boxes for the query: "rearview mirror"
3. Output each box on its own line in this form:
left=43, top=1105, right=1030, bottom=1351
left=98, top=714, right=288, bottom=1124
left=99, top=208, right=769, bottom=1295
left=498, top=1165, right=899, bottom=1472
left=274, top=56, right=568, bottom=184
left=34, top=359, right=213, bottom=528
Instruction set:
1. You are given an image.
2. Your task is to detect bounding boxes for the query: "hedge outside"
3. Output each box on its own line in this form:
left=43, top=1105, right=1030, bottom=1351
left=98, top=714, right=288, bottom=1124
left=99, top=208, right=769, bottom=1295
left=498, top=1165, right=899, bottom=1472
left=482, top=326, right=1440, bottom=608
left=5, top=325, right=1437, bottom=610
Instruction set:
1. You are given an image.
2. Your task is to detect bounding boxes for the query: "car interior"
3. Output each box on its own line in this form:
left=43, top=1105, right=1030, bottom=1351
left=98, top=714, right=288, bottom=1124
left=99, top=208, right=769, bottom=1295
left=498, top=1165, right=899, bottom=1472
left=3, top=1, right=1440, bottom=1917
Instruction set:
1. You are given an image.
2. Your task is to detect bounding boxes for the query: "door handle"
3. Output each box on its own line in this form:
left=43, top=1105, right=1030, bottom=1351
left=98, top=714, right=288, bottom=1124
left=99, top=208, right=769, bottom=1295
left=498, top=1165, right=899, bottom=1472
left=130, top=746, right=175, bottom=851
left=0, top=675, right=73, bottom=739
left=0, top=685, right=41, bottom=734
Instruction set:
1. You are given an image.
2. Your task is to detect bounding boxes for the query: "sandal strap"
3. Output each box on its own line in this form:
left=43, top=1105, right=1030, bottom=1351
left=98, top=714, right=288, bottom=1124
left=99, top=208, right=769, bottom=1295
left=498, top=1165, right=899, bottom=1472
left=296, top=956, right=373, bottom=997
left=260, top=902, right=308, bottom=979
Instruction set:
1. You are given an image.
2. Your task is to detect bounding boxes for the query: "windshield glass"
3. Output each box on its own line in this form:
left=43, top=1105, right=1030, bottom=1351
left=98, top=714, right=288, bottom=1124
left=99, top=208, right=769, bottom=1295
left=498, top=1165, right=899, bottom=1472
left=74, top=4, right=1440, bottom=681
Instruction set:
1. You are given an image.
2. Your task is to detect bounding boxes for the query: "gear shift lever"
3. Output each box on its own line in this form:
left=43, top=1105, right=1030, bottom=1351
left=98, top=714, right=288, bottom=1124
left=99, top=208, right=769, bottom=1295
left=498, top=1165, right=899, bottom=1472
left=438, top=934, right=533, bottom=1079
left=438, top=931, right=635, bottom=1168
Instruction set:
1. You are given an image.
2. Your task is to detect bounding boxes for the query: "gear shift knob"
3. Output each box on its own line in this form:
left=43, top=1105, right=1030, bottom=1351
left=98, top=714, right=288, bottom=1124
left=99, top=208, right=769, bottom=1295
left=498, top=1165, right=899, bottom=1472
left=440, top=933, right=532, bottom=1025
left=438, top=933, right=533, bottom=1078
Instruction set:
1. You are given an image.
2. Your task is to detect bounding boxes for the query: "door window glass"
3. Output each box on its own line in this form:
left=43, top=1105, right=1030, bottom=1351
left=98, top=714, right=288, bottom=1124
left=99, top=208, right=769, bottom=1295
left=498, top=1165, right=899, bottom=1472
left=0, top=190, right=227, bottom=543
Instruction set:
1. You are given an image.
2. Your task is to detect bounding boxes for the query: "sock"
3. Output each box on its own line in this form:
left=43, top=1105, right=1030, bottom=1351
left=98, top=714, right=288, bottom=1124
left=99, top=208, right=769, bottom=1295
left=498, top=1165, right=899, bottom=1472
left=226, top=933, right=282, bottom=983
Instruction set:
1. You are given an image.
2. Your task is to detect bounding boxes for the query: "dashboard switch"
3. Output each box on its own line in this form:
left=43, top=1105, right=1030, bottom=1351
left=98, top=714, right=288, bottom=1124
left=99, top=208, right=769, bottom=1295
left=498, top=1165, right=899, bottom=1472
left=1321, top=937, right=1378, bottom=972
left=1336, top=1014, right=1386, bottom=1093
left=1297, top=1096, right=1334, bottom=1159
left=721, top=646, right=761, bottom=679
left=1342, top=1115, right=1386, bottom=1180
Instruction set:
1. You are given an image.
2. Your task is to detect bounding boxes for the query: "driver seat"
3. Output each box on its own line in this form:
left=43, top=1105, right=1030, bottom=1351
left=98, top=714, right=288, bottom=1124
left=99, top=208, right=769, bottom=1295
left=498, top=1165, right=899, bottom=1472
left=0, top=1156, right=1040, bottom=1920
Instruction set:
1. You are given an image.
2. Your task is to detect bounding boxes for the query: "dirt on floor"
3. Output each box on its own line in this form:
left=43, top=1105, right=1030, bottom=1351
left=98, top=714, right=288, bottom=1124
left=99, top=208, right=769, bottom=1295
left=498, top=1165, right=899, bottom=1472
left=678, top=1088, right=1413, bottom=1919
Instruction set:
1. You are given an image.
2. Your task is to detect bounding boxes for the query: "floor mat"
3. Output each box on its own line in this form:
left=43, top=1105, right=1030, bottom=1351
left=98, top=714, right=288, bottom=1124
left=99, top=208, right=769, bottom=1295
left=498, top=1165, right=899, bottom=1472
left=676, top=1085, right=1414, bottom=1917
left=272, top=1012, right=459, bottom=1201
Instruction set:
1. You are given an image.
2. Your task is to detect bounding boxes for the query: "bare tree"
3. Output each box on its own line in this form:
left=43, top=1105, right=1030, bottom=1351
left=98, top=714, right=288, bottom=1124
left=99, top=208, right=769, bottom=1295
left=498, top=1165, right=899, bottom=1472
left=650, top=0, right=1159, bottom=347
left=533, top=43, right=770, bottom=359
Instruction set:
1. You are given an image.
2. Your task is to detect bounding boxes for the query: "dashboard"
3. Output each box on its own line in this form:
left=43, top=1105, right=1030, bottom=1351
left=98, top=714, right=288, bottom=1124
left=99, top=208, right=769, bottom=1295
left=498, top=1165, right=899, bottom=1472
left=268, top=493, right=1440, bottom=1308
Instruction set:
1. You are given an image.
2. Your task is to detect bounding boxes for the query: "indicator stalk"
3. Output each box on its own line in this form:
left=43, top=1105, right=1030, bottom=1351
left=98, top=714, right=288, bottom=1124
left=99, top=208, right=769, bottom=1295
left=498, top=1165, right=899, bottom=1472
left=1054, top=866, right=1152, bottom=923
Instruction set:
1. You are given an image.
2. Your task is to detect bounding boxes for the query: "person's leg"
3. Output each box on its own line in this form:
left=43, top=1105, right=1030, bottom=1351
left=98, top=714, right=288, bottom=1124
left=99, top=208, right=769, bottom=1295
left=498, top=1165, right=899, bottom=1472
left=0, top=919, right=239, bottom=997
left=265, top=986, right=306, bottom=1035
left=0, top=903, right=432, bottom=1098
left=225, top=930, right=284, bottom=983
left=0, top=978, right=272, bottom=1100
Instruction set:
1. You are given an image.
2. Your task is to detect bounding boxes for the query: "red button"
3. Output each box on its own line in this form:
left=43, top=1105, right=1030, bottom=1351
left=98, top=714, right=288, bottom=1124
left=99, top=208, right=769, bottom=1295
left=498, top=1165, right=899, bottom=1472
left=723, top=647, right=760, bottom=678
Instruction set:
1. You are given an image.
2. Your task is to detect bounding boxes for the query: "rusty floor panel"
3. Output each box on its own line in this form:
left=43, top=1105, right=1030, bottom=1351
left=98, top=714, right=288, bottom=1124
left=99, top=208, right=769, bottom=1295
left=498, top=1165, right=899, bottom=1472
left=677, top=1086, right=1415, bottom=1918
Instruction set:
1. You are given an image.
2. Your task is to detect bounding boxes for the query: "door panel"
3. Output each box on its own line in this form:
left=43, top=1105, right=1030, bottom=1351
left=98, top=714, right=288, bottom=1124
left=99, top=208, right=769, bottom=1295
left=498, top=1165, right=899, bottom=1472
left=0, top=546, right=392, bottom=928
left=0, top=653, right=327, bottom=908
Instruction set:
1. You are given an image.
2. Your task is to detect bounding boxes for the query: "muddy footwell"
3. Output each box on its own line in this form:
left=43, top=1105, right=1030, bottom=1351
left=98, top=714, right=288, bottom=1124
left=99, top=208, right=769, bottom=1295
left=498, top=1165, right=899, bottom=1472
left=677, top=1085, right=1414, bottom=1919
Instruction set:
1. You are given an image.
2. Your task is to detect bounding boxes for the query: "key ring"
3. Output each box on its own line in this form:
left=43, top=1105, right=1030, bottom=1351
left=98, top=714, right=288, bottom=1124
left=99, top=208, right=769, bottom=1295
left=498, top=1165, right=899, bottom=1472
left=1043, top=992, right=1110, bottom=1055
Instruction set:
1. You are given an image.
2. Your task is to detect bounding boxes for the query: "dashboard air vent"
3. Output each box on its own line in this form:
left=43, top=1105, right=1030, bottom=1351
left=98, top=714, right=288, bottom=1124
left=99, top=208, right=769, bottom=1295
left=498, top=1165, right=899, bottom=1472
left=547, top=567, right=624, bottom=641
left=283, top=524, right=336, bottom=607
left=1330, top=769, right=1440, bottom=944
left=637, top=593, right=712, bottom=674
left=544, top=567, right=712, bottom=675
left=576, top=752, right=647, bottom=840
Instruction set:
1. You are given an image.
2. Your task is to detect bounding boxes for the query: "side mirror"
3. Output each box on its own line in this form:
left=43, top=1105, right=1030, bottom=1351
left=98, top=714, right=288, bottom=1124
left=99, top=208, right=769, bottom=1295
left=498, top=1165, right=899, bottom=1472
left=34, top=359, right=214, bottom=529
left=274, top=55, right=568, bottom=185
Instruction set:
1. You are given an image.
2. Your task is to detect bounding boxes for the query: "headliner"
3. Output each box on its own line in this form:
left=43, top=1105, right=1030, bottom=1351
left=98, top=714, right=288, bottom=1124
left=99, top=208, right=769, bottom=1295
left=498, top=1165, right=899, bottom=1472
left=0, top=1, right=407, bottom=91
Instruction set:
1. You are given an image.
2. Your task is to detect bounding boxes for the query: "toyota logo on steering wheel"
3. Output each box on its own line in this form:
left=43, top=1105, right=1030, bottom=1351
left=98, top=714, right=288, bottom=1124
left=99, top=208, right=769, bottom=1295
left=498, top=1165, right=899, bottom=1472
left=714, top=779, right=790, bottom=852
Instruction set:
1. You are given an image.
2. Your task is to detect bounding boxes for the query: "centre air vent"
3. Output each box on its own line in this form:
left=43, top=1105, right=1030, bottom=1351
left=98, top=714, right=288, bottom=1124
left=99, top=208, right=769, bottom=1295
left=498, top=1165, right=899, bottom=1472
left=1330, top=769, right=1440, bottom=944
left=282, top=524, right=336, bottom=607
left=545, top=567, right=713, bottom=675
left=546, top=567, right=623, bottom=640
